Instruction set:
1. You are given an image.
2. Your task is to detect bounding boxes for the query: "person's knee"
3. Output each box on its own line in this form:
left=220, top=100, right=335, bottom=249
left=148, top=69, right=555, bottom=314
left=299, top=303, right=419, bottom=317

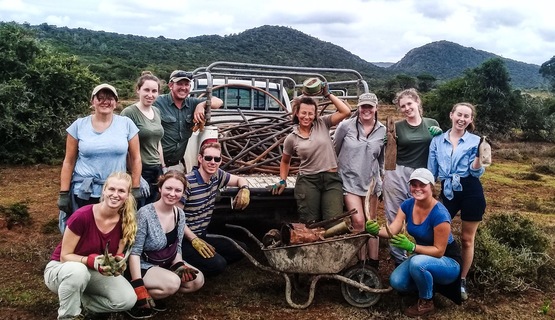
left=63, top=263, right=91, bottom=289
left=181, top=271, right=205, bottom=293
left=201, top=255, right=228, bottom=277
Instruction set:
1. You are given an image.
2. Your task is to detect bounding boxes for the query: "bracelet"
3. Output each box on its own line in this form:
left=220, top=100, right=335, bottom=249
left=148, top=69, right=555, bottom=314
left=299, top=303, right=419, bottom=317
left=81, top=256, right=85, bottom=264
left=279, top=179, right=286, bottom=185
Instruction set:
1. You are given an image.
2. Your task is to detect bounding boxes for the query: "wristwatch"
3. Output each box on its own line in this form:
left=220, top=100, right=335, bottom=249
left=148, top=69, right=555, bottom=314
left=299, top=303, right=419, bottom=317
left=240, top=185, right=249, bottom=189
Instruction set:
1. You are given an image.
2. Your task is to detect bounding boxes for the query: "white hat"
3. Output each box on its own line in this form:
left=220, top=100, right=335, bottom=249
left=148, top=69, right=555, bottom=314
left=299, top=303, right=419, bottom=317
left=409, top=168, right=434, bottom=184
left=91, top=83, right=118, bottom=101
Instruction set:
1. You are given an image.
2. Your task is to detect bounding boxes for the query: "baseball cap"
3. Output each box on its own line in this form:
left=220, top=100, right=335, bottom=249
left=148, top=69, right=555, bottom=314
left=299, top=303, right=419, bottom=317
left=409, top=168, right=435, bottom=184
left=91, top=83, right=118, bottom=101
left=169, top=70, right=192, bottom=83
left=357, top=93, right=378, bottom=107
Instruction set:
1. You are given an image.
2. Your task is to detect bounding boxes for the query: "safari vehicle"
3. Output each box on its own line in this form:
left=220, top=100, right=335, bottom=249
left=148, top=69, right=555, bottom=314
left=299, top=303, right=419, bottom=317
left=183, top=61, right=371, bottom=223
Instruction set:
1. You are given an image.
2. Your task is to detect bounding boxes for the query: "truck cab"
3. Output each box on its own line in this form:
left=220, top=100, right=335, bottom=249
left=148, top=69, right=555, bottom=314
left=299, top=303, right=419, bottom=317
left=182, top=61, right=370, bottom=224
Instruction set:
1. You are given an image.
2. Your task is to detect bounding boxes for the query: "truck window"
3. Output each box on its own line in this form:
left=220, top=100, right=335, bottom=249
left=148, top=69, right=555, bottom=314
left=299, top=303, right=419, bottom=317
left=212, top=87, right=282, bottom=111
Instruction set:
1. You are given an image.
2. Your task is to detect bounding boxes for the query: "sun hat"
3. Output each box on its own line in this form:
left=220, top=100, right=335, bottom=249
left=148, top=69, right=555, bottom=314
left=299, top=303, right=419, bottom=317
left=357, top=93, right=378, bottom=107
left=91, top=83, right=118, bottom=101
left=409, top=168, right=435, bottom=184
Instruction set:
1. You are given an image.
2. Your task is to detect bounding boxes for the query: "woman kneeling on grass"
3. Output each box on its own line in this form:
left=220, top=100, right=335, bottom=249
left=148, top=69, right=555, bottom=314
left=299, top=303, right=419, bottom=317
left=44, top=172, right=138, bottom=320
left=126, top=170, right=204, bottom=319
left=366, top=168, right=461, bottom=318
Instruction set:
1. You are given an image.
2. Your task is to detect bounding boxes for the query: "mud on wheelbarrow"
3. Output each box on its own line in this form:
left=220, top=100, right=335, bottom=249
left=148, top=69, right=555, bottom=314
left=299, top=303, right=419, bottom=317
left=210, top=224, right=392, bottom=309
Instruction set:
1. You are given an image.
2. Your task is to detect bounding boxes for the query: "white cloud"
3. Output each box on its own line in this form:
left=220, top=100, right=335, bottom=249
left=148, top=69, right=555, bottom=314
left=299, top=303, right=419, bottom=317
left=0, top=0, right=552, bottom=65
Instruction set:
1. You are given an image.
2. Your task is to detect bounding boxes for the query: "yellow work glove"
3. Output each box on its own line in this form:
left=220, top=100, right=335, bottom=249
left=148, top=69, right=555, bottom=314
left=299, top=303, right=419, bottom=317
left=191, top=237, right=216, bottom=258
left=232, top=187, right=250, bottom=210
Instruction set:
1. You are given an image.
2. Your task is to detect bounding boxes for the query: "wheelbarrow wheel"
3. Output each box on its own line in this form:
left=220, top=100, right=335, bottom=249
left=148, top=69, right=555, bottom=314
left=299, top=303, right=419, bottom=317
left=341, top=265, right=382, bottom=308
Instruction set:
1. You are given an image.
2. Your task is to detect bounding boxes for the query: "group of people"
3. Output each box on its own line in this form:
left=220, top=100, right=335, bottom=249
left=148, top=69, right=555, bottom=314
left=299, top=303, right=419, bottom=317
left=47, top=70, right=250, bottom=319
left=45, top=70, right=487, bottom=319
left=273, top=86, right=487, bottom=318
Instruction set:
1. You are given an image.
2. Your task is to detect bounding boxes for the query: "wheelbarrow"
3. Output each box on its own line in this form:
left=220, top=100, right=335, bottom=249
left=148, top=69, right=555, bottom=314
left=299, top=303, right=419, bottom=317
left=210, top=224, right=392, bottom=309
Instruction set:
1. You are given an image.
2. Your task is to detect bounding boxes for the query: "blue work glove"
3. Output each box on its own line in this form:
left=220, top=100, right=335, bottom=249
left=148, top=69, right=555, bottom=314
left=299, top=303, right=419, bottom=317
left=139, top=176, right=150, bottom=198
left=365, top=220, right=380, bottom=236
left=267, top=179, right=286, bottom=195
left=390, top=234, right=416, bottom=253
left=428, top=125, right=443, bottom=137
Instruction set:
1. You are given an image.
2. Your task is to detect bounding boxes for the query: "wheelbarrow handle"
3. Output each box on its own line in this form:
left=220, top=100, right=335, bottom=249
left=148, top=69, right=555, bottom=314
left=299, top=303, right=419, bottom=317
left=225, top=224, right=264, bottom=248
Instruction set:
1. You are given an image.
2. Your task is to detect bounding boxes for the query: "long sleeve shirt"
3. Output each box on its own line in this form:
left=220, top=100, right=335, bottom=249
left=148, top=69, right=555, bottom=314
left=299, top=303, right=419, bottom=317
left=428, top=130, right=485, bottom=200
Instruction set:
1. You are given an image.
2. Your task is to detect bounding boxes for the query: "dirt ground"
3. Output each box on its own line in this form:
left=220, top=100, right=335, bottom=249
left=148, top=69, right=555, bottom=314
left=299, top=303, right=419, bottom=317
left=1, top=107, right=555, bottom=318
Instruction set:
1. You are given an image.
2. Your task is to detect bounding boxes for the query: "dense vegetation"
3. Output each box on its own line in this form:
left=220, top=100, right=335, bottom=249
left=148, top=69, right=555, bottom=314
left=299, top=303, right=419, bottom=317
left=1, top=22, right=555, bottom=165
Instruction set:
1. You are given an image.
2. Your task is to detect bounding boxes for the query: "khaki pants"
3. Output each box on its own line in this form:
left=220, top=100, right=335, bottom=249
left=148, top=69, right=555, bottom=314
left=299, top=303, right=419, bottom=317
left=294, top=171, right=344, bottom=222
left=44, top=261, right=136, bottom=319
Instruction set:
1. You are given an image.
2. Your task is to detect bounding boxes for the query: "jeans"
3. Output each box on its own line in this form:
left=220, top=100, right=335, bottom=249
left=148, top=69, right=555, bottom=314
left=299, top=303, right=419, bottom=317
left=181, top=234, right=245, bottom=277
left=389, top=254, right=460, bottom=300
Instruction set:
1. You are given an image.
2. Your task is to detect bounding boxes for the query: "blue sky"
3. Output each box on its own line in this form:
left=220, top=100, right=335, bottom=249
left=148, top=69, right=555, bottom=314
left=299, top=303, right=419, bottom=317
left=1, top=0, right=553, bottom=65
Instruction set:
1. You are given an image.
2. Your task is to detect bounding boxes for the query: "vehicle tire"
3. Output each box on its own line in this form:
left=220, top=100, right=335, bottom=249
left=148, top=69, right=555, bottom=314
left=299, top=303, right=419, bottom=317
left=340, top=265, right=382, bottom=308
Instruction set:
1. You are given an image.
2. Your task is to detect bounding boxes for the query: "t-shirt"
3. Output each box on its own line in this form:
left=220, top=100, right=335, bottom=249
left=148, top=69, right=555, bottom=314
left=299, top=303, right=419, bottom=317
left=283, top=114, right=337, bottom=175
left=50, top=204, right=122, bottom=261
left=400, top=198, right=455, bottom=246
left=120, top=104, right=164, bottom=166
left=67, top=115, right=139, bottom=198
left=184, top=167, right=230, bottom=235
left=334, top=117, right=385, bottom=196
left=395, top=117, right=439, bottom=169
left=154, top=94, right=206, bottom=166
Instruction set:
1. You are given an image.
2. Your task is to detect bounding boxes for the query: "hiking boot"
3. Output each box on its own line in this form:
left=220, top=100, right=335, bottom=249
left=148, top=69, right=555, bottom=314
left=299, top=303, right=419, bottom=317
left=404, top=298, right=435, bottom=318
left=124, top=306, right=155, bottom=319
left=461, top=278, right=468, bottom=301
left=359, top=258, right=379, bottom=270
left=152, top=299, right=167, bottom=312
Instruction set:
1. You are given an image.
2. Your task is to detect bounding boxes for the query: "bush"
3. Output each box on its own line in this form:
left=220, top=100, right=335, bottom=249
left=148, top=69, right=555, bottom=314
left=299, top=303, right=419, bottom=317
left=532, top=160, right=555, bottom=175
left=0, top=201, right=32, bottom=229
left=472, top=213, right=553, bottom=293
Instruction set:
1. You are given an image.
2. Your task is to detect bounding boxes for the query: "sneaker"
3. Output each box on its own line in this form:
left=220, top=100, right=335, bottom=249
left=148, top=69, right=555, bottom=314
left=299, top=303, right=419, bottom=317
left=125, top=306, right=155, bottom=319
left=152, top=299, right=167, bottom=312
left=461, top=278, right=468, bottom=301
left=404, top=298, right=435, bottom=318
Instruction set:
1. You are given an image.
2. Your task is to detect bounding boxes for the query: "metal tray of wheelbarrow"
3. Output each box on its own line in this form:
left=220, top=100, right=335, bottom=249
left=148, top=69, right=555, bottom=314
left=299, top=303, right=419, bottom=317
left=261, top=233, right=370, bottom=274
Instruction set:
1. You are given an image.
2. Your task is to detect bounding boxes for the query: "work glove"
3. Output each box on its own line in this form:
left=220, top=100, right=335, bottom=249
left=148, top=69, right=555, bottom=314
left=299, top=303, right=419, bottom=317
left=321, top=81, right=330, bottom=98
left=428, top=125, right=443, bottom=137
left=232, top=187, right=250, bottom=210
left=170, top=261, right=199, bottom=283
left=365, top=220, right=380, bottom=236
left=139, top=176, right=150, bottom=199
left=130, top=278, right=155, bottom=309
left=86, top=254, right=113, bottom=276
left=131, top=187, right=142, bottom=200
left=191, top=237, right=216, bottom=259
left=111, top=253, right=127, bottom=277
left=390, top=234, right=416, bottom=253
left=57, top=191, right=71, bottom=213
left=267, top=179, right=286, bottom=195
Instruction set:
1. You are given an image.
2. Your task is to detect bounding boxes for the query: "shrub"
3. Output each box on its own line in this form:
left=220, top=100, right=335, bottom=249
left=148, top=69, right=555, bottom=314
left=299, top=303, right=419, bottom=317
left=0, top=201, right=32, bottom=229
left=495, top=148, right=524, bottom=161
left=472, top=213, right=553, bottom=293
left=531, top=160, right=555, bottom=175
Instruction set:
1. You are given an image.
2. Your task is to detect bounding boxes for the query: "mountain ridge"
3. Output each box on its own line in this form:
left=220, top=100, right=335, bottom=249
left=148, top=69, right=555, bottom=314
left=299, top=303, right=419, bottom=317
left=16, top=22, right=545, bottom=89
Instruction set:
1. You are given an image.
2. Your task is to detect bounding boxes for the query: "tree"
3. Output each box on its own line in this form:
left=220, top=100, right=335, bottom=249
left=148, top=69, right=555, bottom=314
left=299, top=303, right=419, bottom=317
left=0, top=22, right=98, bottom=164
left=416, top=74, right=436, bottom=93
left=539, top=56, right=555, bottom=92
left=423, top=58, right=521, bottom=137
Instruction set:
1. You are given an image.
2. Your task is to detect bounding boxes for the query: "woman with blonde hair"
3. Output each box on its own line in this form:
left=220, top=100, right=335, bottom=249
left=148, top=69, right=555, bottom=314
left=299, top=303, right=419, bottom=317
left=382, top=88, right=442, bottom=266
left=44, top=172, right=138, bottom=319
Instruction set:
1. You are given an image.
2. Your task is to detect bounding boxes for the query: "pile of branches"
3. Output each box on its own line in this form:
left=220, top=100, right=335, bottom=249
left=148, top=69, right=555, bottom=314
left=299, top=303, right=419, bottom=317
left=209, top=111, right=300, bottom=175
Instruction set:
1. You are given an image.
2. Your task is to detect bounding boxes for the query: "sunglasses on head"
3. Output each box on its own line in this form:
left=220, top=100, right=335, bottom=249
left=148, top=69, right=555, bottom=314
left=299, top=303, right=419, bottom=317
left=203, top=155, right=222, bottom=162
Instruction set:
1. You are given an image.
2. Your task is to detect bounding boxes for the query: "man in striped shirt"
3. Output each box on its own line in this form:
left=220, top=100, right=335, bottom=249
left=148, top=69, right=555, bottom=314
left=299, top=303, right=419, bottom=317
left=181, top=142, right=250, bottom=276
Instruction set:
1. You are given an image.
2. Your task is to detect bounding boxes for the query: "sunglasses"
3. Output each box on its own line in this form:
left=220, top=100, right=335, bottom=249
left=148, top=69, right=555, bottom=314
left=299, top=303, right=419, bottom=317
left=203, top=155, right=222, bottom=162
